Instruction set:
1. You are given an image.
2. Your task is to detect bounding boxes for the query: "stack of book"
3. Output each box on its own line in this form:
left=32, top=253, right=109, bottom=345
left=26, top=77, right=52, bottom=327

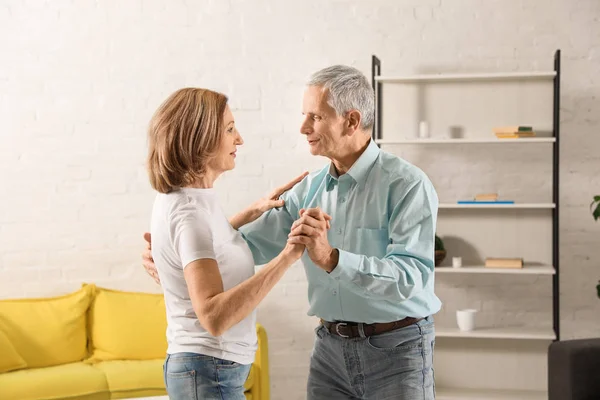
left=474, top=193, right=499, bottom=201
left=484, top=257, right=524, bottom=269
left=457, top=193, right=515, bottom=205
left=493, top=126, right=536, bottom=139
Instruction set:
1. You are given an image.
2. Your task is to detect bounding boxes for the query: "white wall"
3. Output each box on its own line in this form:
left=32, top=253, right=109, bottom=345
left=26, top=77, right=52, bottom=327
left=1, top=0, right=599, bottom=398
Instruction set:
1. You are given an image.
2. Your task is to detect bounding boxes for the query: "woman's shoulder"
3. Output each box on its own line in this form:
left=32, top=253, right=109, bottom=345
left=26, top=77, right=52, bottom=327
left=162, top=190, right=216, bottom=221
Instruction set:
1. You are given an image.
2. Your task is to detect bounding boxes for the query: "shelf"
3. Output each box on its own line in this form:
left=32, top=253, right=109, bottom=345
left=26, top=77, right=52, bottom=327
left=375, top=71, right=556, bottom=83
left=375, top=138, right=555, bottom=145
left=437, top=387, right=547, bottom=400
left=439, top=203, right=555, bottom=209
left=436, top=327, right=556, bottom=340
left=436, top=265, right=555, bottom=275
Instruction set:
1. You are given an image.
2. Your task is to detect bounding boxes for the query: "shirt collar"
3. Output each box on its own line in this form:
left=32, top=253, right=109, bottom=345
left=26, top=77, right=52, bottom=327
left=325, top=139, right=380, bottom=191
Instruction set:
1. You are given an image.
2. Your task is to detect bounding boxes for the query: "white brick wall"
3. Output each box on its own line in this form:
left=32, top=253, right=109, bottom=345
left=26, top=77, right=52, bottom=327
left=1, top=0, right=599, bottom=398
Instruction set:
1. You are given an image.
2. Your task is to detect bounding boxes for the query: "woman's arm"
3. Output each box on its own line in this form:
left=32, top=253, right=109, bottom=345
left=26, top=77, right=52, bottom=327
left=184, top=243, right=304, bottom=337
left=229, top=172, right=308, bottom=230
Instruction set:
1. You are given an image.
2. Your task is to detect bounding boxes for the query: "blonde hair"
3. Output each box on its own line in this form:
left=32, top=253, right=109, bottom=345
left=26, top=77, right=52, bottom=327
left=147, top=88, right=228, bottom=193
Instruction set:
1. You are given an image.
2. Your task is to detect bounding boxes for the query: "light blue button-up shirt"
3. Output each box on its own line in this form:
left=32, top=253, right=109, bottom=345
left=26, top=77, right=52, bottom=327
left=240, top=140, right=441, bottom=323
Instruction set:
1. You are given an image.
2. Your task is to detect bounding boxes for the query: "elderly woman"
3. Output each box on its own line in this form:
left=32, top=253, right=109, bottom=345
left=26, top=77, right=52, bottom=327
left=146, top=88, right=317, bottom=399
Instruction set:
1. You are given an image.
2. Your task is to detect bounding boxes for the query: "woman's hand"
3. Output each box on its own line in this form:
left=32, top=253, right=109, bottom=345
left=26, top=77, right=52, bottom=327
left=253, top=171, right=309, bottom=214
left=230, top=172, right=309, bottom=229
left=281, top=242, right=306, bottom=261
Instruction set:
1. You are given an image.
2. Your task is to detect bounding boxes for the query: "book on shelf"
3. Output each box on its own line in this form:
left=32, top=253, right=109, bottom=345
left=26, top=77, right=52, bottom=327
left=493, top=126, right=533, bottom=134
left=493, top=125, right=536, bottom=139
left=495, top=132, right=537, bottom=139
left=485, top=257, right=524, bottom=269
left=474, top=193, right=499, bottom=201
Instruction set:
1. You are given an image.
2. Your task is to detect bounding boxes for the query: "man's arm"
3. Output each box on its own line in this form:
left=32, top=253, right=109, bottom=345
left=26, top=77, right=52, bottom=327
left=289, top=178, right=438, bottom=302
left=239, top=185, right=302, bottom=265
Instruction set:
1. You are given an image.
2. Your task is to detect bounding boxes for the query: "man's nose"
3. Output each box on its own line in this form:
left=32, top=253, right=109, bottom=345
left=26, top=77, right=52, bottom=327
left=300, top=119, right=312, bottom=135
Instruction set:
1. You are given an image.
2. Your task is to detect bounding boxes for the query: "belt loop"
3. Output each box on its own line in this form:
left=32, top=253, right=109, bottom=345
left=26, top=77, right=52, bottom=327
left=358, top=323, right=366, bottom=338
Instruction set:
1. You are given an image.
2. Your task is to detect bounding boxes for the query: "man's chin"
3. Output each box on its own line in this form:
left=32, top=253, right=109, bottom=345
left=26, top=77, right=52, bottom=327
left=308, top=146, right=321, bottom=156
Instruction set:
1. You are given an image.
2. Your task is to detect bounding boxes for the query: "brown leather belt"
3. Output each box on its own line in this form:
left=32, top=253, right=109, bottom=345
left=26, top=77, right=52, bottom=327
left=320, top=317, right=423, bottom=338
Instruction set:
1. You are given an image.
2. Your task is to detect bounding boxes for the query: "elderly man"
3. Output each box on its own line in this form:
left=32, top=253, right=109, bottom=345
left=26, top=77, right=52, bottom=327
left=143, top=65, right=440, bottom=399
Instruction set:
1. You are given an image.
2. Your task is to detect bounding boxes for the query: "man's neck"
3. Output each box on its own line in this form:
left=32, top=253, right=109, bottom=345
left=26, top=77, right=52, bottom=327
left=331, top=135, right=371, bottom=176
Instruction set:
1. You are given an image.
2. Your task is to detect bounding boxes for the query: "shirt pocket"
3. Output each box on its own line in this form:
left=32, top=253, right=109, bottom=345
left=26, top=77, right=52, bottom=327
left=353, top=228, right=389, bottom=258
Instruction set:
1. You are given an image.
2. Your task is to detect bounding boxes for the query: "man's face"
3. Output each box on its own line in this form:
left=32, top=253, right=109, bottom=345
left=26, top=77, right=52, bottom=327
left=300, top=85, right=346, bottom=158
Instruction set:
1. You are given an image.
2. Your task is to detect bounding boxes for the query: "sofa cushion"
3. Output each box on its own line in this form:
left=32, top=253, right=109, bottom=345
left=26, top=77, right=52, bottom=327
left=86, top=284, right=167, bottom=362
left=0, top=362, right=109, bottom=400
left=0, top=284, right=93, bottom=368
left=0, top=327, right=27, bottom=373
left=91, top=359, right=166, bottom=399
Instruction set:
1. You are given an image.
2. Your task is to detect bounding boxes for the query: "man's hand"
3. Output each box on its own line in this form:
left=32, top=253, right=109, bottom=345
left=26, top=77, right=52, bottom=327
left=142, top=232, right=160, bottom=285
left=287, top=208, right=338, bottom=272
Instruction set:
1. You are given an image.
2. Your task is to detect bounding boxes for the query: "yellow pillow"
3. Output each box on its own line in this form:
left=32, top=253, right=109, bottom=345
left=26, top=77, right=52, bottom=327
left=86, top=285, right=167, bottom=362
left=0, top=285, right=93, bottom=368
left=0, top=328, right=27, bottom=373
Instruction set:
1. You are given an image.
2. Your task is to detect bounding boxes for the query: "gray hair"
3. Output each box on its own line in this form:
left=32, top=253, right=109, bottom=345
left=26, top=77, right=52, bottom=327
left=307, top=65, right=375, bottom=130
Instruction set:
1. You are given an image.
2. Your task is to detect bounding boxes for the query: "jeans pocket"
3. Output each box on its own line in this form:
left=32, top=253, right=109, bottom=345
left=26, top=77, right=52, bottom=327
left=314, top=324, right=326, bottom=339
left=366, top=326, right=423, bottom=352
left=166, top=370, right=197, bottom=400
left=215, top=358, right=240, bottom=369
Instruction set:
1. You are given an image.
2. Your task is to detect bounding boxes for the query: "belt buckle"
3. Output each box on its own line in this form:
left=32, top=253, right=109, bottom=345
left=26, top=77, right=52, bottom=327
left=335, top=322, right=350, bottom=338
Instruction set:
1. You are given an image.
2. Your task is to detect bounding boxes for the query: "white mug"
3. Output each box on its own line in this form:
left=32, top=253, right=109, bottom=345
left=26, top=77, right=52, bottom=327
left=452, top=257, right=462, bottom=268
left=456, top=309, right=477, bottom=331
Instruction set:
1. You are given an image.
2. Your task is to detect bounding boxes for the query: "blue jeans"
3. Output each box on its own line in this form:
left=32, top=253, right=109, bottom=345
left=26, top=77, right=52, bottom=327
left=307, top=316, right=436, bottom=399
left=164, top=352, right=251, bottom=400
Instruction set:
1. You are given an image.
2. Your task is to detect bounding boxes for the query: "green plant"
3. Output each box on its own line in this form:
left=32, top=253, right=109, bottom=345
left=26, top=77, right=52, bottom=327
left=591, top=195, right=600, bottom=221
left=592, top=196, right=600, bottom=298
left=435, top=234, right=445, bottom=252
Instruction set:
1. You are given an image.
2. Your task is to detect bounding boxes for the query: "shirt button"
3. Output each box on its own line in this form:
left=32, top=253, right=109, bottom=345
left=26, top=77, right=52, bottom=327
left=336, top=228, right=342, bottom=234
left=340, top=197, right=346, bottom=203
left=332, top=290, right=337, bottom=295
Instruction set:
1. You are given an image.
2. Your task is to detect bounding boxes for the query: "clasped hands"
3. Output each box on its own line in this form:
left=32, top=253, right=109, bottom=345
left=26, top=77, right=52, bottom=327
left=287, top=207, right=339, bottom=273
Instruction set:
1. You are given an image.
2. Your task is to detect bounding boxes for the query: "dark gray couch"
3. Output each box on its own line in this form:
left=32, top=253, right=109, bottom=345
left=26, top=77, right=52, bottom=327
left=548, top=338, right=600, bottom=400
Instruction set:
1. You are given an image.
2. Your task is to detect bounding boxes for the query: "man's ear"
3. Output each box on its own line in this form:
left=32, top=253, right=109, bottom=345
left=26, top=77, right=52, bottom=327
left=345, top=110, right=362, bottom=135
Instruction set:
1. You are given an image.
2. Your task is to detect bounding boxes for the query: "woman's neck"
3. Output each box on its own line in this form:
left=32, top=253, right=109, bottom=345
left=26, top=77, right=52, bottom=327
left=186, top=168, right=220, bottom=189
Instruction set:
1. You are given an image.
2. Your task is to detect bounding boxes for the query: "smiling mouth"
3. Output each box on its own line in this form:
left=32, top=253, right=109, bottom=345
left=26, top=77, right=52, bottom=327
left=308, top=139, right=319, bottom=145
left=230, top=152, right=236, bottom=157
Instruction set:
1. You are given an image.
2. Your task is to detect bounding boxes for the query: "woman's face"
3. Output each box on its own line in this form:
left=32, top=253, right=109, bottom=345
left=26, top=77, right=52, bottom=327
left=208, top=105, right=244, bottom=174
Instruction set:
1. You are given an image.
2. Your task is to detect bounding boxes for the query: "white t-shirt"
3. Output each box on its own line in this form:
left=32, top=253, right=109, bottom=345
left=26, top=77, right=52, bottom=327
left=150, top=187, right=257, bottom=365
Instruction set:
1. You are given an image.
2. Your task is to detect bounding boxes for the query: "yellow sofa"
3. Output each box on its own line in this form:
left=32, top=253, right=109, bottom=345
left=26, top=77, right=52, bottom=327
left=0, top=284, right=269, bottom=400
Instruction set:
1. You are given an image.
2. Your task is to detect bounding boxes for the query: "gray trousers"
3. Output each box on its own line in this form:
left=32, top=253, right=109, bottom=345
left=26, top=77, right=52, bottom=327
left=307, top=316, right=436, bottom=400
